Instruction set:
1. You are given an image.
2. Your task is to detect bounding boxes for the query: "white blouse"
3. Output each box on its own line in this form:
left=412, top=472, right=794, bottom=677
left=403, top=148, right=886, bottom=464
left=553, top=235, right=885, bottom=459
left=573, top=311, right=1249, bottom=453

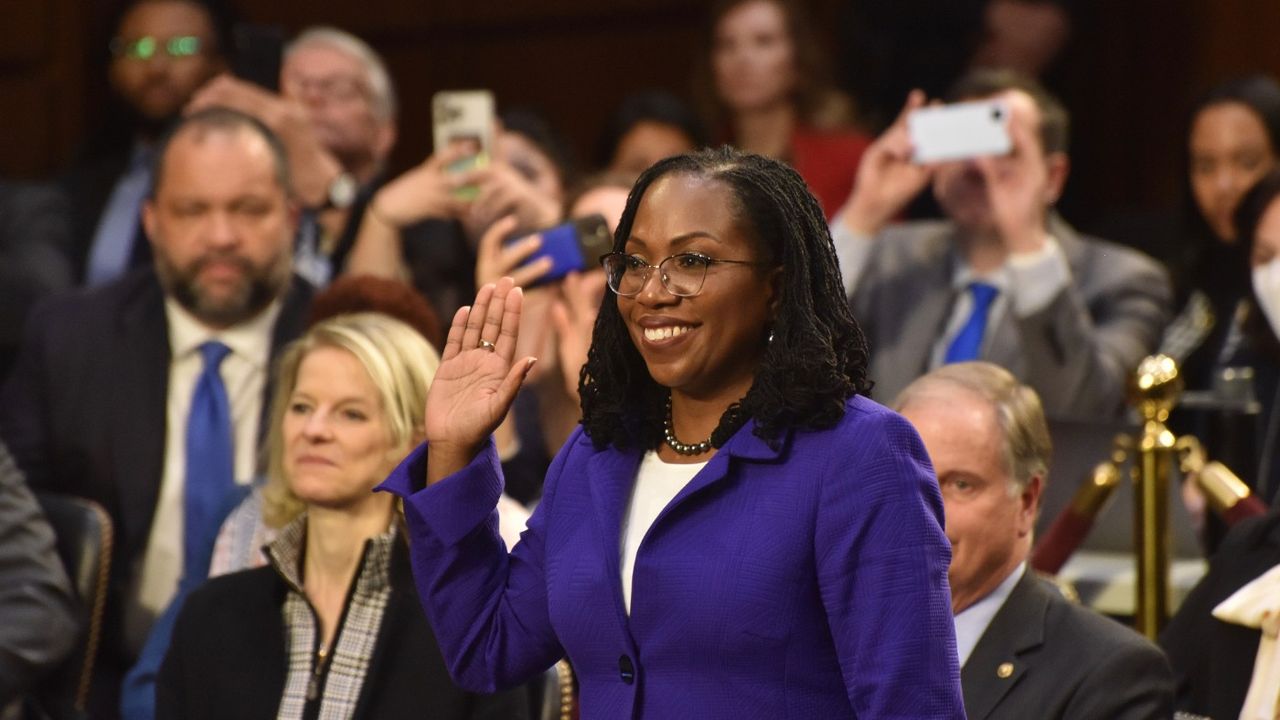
left=619, top=451, right=706, bottom=614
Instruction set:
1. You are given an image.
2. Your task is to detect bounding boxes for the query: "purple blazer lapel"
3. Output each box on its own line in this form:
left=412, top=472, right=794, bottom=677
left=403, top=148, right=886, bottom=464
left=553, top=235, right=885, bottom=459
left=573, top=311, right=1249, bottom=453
left=586, top=447, right=644, bottom=631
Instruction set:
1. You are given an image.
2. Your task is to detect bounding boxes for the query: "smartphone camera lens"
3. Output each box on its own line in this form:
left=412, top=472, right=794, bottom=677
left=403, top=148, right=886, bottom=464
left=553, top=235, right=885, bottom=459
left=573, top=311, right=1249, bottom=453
left=991, top=107, right=1004, bottom=121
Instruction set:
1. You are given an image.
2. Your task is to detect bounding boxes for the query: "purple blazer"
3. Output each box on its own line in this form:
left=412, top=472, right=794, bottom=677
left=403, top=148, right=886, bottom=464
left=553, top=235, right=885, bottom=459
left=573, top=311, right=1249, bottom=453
left=379, top=395, right=965, bottom=718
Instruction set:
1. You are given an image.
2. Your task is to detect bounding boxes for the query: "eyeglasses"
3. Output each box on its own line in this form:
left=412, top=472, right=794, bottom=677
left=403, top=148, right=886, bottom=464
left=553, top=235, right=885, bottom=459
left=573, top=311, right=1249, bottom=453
left=110, top=35, right=203, bottom=61
left=599, top=251, right=767, bottom=298
left=281, top=73, right=370, bottom=104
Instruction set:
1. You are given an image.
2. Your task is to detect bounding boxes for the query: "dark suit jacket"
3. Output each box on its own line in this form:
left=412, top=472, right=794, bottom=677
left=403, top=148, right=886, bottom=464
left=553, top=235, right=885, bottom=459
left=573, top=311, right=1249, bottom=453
left=0, top=269, right=312, bottom=672
left=0, top=181, right=75, bottom=380
left=58, top=147, right=152, bottom=284
left=963, top=571, right=1174, bottom=720
left=851, top=215, right=1172, bottom=417
left=1160, top=512, right=1280, bottom=719
left=156, top=539, right=528, bottom=720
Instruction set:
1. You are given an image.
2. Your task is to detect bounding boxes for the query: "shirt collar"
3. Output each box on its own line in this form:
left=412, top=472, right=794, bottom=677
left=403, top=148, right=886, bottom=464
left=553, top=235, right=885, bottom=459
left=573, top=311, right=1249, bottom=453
left=266, top=513, right=399, bottom=595
left=954, top=562, right=1026, bottom=666
left=164, top=296, right=283, bottom=370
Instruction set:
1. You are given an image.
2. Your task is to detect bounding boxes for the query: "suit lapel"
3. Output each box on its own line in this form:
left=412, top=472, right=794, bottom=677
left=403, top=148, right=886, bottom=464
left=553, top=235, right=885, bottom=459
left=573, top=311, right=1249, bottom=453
left=875, top=235, right=957, bottom=400
left=109, top=274, right=171, bottom=559
left=961, top=571, right=1049, bottom=720
left=587, top=447, right=645, bottom=631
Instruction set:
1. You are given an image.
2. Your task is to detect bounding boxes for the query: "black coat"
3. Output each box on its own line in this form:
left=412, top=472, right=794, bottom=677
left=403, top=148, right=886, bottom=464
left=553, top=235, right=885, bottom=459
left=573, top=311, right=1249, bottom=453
left=0, top=268, right=313, bottom=683
left=156, top=539, right=529, bottom=720
left=962, top=571, right=1174, bottom=720
left=1160, top=512, right=1280, bottom=719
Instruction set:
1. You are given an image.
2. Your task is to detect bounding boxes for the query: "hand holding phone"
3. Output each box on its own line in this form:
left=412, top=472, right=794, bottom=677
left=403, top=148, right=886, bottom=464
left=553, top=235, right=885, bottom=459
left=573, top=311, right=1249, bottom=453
left=908, top=99, right=1012, bottom=164
left=499, top=215, right=612, bottom=289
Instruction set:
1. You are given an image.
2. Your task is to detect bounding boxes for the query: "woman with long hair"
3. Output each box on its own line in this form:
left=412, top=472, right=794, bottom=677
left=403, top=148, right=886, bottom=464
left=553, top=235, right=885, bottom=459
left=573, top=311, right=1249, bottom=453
left=157, top=313, right=527, bottom=719
left=381, top=147, right=964, bottom=717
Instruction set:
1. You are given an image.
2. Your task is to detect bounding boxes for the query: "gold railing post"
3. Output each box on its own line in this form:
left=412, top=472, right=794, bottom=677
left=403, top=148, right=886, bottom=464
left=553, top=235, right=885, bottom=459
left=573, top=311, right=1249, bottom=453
left=1130, top=355, right=1182, bottom=639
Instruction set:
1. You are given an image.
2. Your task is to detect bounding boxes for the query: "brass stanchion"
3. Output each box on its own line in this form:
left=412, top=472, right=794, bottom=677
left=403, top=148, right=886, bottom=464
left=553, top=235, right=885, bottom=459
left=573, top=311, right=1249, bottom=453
left=1130, top=355, right=1181, bottom=639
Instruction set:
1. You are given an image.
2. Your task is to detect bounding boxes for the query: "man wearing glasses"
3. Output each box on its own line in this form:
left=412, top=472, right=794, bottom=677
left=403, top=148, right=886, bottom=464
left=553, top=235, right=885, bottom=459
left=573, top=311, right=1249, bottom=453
left=64, top=0, right=228, bottom=287
left=187, top=27, right=399, bottom=288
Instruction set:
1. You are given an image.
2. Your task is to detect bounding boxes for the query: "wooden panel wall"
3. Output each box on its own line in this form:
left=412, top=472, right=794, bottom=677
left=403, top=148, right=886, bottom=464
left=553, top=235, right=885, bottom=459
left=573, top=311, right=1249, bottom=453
left=4, top=0, right=1280, bottom=230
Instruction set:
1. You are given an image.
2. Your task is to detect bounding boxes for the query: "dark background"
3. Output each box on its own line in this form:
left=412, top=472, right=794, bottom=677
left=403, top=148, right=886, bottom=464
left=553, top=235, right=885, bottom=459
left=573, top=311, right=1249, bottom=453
left=3, top=0, right=1279, bottom=240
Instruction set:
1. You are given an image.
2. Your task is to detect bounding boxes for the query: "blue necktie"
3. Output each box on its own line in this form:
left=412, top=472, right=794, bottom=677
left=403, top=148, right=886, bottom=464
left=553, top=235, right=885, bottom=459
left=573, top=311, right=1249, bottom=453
left=944, top=282, right=1000, bottom=363
left=183, top=341, right=235, bottom=580
left=85, top=147, right=153, bottom=286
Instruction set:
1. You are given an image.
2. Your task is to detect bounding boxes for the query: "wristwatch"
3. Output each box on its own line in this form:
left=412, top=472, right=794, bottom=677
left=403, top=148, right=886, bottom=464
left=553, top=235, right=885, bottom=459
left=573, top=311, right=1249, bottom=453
left=320, top=171, right=358, bottom=211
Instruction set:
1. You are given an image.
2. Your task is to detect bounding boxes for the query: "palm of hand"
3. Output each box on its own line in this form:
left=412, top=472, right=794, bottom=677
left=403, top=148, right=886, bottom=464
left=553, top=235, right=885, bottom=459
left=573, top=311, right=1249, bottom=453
left=424, top=347, right=514, bottom=446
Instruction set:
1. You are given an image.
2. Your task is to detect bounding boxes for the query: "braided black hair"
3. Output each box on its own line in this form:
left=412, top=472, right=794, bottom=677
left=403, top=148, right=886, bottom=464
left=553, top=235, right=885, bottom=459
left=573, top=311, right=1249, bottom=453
left=579, top=146, right=871, bottom=451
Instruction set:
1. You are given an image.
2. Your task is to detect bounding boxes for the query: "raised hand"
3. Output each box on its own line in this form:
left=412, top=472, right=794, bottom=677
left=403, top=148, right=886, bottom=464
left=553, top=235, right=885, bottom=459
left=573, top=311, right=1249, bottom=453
left=367, top=147, right=469, bottom=229
left=474, top=215, right=553, bottom=289
left=424, top=278, right=537, bottom=485
left=457, top=162, right=562, bottom=240
left=973, top=90, right=1058, bottom=255
left=841, top=89, right=935, bottom=237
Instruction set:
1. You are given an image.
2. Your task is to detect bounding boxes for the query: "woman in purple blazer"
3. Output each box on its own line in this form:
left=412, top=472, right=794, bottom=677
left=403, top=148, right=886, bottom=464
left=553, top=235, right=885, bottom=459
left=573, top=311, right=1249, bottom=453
left=380, top=147, right=965, bottom=718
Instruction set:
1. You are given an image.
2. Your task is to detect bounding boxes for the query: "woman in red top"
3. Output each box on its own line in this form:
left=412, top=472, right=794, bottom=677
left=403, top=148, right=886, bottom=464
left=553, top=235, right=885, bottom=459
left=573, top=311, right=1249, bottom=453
left=695, top=0, right=869, bottom=218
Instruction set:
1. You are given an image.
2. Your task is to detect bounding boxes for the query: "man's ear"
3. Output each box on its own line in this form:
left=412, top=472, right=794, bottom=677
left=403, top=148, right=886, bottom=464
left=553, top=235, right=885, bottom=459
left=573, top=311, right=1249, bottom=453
left=1017, top=473, right=1044, bottom=538
left=1044, top=152, right=1070, bottom=207
left=142, top=198, right=158, bottom=249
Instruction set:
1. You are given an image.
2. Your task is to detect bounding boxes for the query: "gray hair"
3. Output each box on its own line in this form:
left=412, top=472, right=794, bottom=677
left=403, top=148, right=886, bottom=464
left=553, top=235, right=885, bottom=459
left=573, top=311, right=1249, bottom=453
left=893, top=361, right=1052, bottom=493
left=286, top=26, right=398, bottom=123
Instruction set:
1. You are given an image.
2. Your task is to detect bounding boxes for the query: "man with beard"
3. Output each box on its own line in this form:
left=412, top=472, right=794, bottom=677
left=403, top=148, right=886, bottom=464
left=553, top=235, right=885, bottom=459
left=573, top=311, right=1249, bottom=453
left=63, top=0, right=229, bottom=286
left=0, top=107, right=312, bottom=717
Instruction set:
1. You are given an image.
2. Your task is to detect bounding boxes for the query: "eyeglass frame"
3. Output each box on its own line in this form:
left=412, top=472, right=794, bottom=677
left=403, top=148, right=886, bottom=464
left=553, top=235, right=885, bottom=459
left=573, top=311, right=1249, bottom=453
left=110, top=35, right=203, bottom=61
left=598, top=251, right=772, bottom=298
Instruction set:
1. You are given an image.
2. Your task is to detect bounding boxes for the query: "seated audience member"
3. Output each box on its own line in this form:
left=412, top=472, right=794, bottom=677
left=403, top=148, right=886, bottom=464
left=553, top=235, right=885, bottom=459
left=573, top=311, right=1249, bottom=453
left=346, top=108, right=572, bottom=320
left=837, top=69, right=1171, bottom=417
left=0, top=108, right=312, bottom=717
left=596, top=90, right=708, bottom=175
left=63, top=0, right=229, bottom=286
left=0, top=181, right=75, bottom=380
left=695, top=0, right=869, bottom=217
left=0, top=441, right=78, bottom=712
left=188, top=26, right=398, bottom=286
left=894, top=361, right=1174, bottom=720
left=1160, top=175, right=1280, bottom=718
left=157, top=313, right=528, bottom=719
left=209, top=274, right=529, bottom=576
left=1165, top=75, right=1280, bottom=386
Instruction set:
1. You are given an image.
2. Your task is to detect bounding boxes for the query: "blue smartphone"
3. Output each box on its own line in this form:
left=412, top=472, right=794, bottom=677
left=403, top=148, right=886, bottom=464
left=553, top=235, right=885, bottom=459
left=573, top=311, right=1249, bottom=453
left=506, top=214, right=612, bottom=287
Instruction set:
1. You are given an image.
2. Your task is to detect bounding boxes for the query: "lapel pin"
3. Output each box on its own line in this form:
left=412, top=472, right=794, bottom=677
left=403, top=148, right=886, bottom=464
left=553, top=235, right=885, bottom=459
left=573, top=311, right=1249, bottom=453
left=997, top=662, right=1014, bottom=679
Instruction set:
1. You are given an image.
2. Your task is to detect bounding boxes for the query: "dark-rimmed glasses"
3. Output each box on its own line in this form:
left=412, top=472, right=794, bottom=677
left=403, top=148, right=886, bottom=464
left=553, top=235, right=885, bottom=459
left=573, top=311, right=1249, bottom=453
left=599, top=251, right=768, bottom=297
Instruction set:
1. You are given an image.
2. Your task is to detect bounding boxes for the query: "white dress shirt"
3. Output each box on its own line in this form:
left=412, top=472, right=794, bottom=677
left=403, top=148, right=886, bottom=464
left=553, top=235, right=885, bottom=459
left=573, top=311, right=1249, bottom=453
left=953, top=562, right=1026, bottom=667
left=126, top=297, right=281, bottom=652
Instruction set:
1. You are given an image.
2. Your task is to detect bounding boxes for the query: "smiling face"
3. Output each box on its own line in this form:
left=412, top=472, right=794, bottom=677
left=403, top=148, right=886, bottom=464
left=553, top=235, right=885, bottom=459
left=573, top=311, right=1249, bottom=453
left=143, top=124, right=295, bottom=329
left=1190, top=102, right=1277, bottom=243
left=616, top=173, right=778, bottom=405
left=282, top=346, right=401, bottom=514
left=899, top=386, right=1039, bottom=614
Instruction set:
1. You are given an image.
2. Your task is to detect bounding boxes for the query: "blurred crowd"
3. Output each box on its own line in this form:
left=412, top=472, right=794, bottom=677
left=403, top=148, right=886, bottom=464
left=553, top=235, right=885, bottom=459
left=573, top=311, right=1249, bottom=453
left=3, top=0, right=1280, bottom=718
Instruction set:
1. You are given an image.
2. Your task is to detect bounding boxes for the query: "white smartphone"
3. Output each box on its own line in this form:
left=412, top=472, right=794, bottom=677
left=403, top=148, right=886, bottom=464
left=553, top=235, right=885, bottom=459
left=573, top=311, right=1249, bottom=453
left=432, top=90, right=495, bottom=199
left=908, top=99, right=1012, bottom=164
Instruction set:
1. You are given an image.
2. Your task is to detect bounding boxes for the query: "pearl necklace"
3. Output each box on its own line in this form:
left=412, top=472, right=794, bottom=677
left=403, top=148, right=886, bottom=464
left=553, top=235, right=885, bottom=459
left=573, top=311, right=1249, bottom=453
left=663, top=396, right=713, bottom=456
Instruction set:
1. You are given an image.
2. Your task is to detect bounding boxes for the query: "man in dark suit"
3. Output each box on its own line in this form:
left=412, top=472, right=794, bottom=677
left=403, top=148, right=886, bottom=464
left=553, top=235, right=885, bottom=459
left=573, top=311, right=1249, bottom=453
left=62, top=0, right=228, bottom=286
left=835, top=68, right=1170, bottom=417
left=0, top=107, right=312, bottom=715
left=895, top=361, right=1173, bottom=719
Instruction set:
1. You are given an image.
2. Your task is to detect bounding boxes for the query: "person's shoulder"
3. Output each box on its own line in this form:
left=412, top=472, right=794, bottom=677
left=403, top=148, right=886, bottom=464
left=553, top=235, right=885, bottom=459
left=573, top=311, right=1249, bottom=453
left=869, top=220, right=956, bottom=267
left=184, top=566, right=277, bottom=615
left=1057, top=218, right=1168, bottom=282
left=1036, top=575, right=1163, bottom=659
left=25, top=269, right=159, bottom=337
left=799, top=395, right=922, bottom=459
